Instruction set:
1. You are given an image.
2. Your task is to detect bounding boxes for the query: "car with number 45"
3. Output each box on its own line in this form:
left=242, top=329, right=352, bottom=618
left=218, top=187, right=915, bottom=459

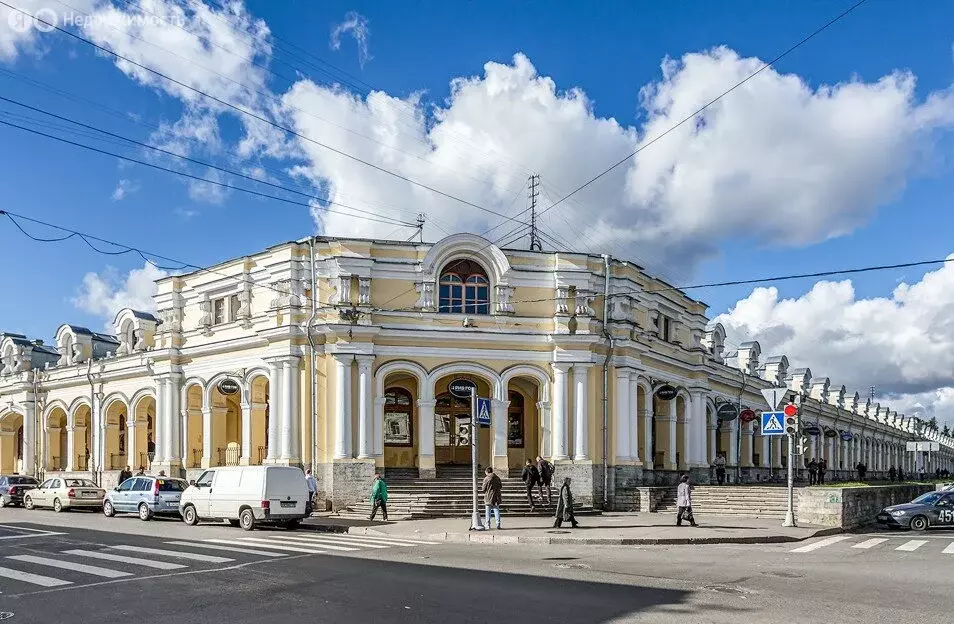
left=877, top=491, right=954, bottom=531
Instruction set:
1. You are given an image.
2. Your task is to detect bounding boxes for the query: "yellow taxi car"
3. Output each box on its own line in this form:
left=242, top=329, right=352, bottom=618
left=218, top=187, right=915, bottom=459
left=23, top=477, right=106, bottom=512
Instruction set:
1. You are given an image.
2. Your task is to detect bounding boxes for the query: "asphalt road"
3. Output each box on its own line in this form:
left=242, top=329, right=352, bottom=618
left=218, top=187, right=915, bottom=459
left=0, top=507, right=949, bottom=623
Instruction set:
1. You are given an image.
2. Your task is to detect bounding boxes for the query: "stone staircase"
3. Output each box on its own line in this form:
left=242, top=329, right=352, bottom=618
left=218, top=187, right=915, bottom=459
left=655, top=485, right=799, bottom=519
left=338, top=465, right=597, bottom=520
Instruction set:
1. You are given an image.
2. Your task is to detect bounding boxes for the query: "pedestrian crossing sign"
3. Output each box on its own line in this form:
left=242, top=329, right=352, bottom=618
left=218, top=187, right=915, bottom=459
left=476, top=397, right=492, bottom=427
left=761, top=411, right=785, bottom=436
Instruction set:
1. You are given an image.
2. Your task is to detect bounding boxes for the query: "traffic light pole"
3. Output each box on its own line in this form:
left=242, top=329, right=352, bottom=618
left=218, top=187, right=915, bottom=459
left=784, top=432, right=797, bottom=527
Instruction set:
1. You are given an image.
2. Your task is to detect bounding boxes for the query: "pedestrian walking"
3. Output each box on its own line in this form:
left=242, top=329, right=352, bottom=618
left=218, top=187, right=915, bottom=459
left=482, top=467, right=503, bottom=529
left=305, top=468, right=318, bottom=511
left=521, top=459, right=541, bottom=511
left=368, top=473, right=388, bottom=521
left=817, top=458, right=827, bottom=485
left=807, top=459, right=819, bottom=486
left=856, top=461, right=865, bottom=482
left=536, top=455, right=554, bottom=504
left=553, top=477, right=578, bottom=528
left=118, top=465, right=132, bottom=485
left=713, top=454, right=727, bottom=485
left=897, top=466, right=904, bottom=482
left=675, top=474, right=698, bottom=527
left=888, top=466, right=896, bottom=482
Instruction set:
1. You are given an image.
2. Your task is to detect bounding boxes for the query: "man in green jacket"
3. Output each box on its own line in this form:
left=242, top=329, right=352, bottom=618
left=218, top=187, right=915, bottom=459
left=369, top=473, right=389, bottom=521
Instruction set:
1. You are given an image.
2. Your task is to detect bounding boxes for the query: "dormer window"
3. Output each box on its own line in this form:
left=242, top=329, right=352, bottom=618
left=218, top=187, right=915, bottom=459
left=439, top=260, right=489, bottom=314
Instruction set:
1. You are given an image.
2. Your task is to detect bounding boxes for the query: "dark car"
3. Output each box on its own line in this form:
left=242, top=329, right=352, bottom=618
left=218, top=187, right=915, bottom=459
left=876, top=491, right=954, bottom=531
left=0, top=475, right=40, bottom=508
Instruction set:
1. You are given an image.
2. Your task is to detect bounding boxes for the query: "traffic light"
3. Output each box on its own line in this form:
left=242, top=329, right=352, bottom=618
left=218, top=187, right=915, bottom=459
left=784, top=403, right=799, bottom=436
left=797, top=435, right=809, bottom=456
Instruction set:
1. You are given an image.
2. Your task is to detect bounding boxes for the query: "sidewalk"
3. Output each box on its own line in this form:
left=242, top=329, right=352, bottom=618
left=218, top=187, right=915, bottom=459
left=302, top=512, right=840, bottom=545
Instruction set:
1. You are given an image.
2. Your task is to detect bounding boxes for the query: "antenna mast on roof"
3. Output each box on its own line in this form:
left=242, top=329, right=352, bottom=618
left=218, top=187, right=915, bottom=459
left=528, top=174, right=542, bottom=251
left=408, top=213, right=425, bottom=243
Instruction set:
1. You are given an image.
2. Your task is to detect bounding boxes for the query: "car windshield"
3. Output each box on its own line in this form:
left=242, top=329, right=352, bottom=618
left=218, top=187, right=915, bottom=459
left=9, top=477, right=38, bottom=485
left=158, top=479, right=186, bottom=492
left=64, top=479, right=97, bottom=488
left=912, top=492, right=942, bottom=505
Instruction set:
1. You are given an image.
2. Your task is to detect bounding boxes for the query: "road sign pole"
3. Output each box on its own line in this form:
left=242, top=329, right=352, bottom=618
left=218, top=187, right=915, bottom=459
left=470, top=388, right=484, bottom=531
left=784, top=432, right=796, bottom=527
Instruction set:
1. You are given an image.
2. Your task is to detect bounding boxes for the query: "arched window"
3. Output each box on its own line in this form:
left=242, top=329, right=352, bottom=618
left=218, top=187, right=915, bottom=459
left=507, top=391, right=524, bottom=448
left=439, top=260, right=489, bottom=315
left=384, top=388, right=414, bottom=446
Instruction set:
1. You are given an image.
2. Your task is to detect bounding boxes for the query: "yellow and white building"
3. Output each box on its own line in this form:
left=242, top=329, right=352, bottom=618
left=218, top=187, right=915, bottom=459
left=1, top=233, right=952, bottom=508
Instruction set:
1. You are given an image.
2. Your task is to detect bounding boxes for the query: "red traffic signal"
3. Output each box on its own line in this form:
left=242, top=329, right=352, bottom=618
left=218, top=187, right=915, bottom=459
left=783, top=403, right=798, bottom=417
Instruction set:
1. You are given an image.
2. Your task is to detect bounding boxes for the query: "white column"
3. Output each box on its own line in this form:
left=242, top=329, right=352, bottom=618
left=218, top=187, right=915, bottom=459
left=22, top=400, right=36, bottom=477
left=707, top=424, right=717, bottom=466
left=628, top=376, right=640, bottom=462
left=126, top=417, right=137, bottom=472
left=266, top=362, right=280, bottom=461
left=689, top=390, right=707, bottom=467
left=727, top=416, right=738, bottom=468
left=280, top=359, right=294, bottom=460
left=572, top=364, right=590, bottom=461
left=417, top=399, right=436, bottom=464
left=356, top=356, right=374, bottom=459
left=66, top=426, right=75, bottom=471
left=154, top=377, right=167, bottom=462
left=537, top=401, right=552, bottom=458
left=742, top=423, right=754, bottom=467
left=201, top=407, right=212, bottom=466
left=240, top=400, right=252, bottom=464
left=333, top=355, right=352, bottom=459
left=665, top=398, right=677, bottom=470
left=643, top=403, right=654, bottom=470
left=491, top=398, right=508, bottom=460
left=761, top=435, right=770, bottom=468
left=551, top=363, right=570, bottom=460
left=373, top=397, right=386, bottom=457
left=614, top=369, right=630, bottom=462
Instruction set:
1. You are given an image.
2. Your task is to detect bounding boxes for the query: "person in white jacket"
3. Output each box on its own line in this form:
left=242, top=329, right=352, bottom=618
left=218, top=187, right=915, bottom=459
left=676, top=474, right=698, bottom=527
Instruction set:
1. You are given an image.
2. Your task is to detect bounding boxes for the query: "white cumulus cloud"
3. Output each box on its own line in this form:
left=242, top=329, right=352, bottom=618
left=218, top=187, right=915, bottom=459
left=111, top=178, right=140, bottom=201
left=715, top=257, right=954, bottom=427
left=72, top=262, right=167, bottom=325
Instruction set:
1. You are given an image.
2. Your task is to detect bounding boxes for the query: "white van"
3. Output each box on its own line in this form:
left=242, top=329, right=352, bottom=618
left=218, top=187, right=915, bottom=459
left=179, top=465, right=309, bottom=531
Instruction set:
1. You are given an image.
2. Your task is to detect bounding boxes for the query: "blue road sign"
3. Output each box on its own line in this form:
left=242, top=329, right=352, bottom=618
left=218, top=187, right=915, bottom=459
left=476, top=397, right=492, bottom=427
left=761, top=411, right=785, bottom=436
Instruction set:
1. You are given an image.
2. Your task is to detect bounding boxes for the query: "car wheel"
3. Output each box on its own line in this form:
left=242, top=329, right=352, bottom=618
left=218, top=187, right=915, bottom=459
left=103, top=500, right=115, bottom=517
left=24, top=496, right=33, bottom=510
left=228, top=519, right=240, bottom=527
left=910, top=515, right=929, bottom=531
left=284, top=519, right=301, bottom=530
left=138, top=503, right=153, bottom=522
left=53, top=498, right=63, bottom=513
left=239, top=509, right=255, bottom=531
left=182, top=505, right=199, bottom=526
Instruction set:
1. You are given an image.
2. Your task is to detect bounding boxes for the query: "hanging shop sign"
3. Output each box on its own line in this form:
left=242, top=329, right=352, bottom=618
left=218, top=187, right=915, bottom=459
left=448, top=378, right=477, bottom=399
left=655, top=385, right=677, bottom=401
left=739, top=409, right=757, bottom=424
left=823, top=427, right=838, bottom=439
left=803, top=424, right=822, bottom=436
left=840, top=431, right=854, bottom=442
left=717, top=403, right=739, bottom=422
left=217, top=378, right=240, bottom=395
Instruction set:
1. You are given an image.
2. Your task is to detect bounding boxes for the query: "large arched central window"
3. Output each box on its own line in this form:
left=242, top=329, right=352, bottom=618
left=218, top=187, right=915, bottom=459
left=439, top=260, right=489, bottom=314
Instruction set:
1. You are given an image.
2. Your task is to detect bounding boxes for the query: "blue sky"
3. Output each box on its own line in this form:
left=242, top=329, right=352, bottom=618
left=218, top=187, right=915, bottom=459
left=2, top=0, right=954, bottom=421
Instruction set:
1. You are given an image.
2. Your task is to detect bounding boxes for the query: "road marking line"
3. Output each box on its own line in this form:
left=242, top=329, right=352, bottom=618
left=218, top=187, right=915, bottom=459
left=163, top=542, right=286, bottom=557
left=291, top=533, right=439, bottom=546
left=895, top=540, right=927, bottom=552
left=852, top=538, right=888, bottom=549
left=62, top=550, right=186, bottom=570
left=943, top=542, right=954, bottom=554
left=0, top=566, right=72, bottom=587
left=789, top=536, right=853, bottom=553
left=108, top=545, right=232, bottom=563
left=235, top=537, right=357, bottom=552
left=222, top=538, right=349, bottom=554
left=262, top=535, right=389, bottom=549
left=7, top=555, right=132, bottom=579
left=0, top=525, right=60, bottom=534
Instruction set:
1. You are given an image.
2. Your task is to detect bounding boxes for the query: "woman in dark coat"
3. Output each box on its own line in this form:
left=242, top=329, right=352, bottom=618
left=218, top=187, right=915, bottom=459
left=553, top=477, right=579, bottom=528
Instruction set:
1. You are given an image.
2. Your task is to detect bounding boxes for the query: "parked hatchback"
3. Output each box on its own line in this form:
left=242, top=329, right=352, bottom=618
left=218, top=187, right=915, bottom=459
left=0, top=475, right=40, bottom=508
left=104, top=476, right=188, bottom=521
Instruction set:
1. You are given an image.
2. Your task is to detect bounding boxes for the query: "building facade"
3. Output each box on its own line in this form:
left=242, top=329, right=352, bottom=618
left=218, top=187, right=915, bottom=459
left=1, top=233, right=952, bottom=508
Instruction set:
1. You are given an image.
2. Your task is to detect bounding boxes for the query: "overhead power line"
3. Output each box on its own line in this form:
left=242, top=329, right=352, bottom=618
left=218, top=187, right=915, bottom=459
left=0, top=2, right=536, bottom=232
left=540, top=0, right=869, bottom=218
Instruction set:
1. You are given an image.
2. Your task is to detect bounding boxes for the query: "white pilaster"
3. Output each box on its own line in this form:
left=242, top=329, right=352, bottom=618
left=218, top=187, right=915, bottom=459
left=201, top=407, right=212, bottom=466
left=666, top=397, right=677, bottom=470
left=572, top=363, right=591, bottom=461
left=551, top=363, right=570, bottom=460
left=628, top=376, right=640, bottom=462
left=417, top=399, right=436, bottom=463
left=266, top=361, right=281, bottom=462
left=373, top=397, right=386, bottom=458
left=22, top=400, right=36, bottom=477
left=240, top=401, right=252, bottom=464
left=66, top=426, right=75, bottom=471
left=689, top=390, right=707, bottom=467
left=356, top=356, right=374, bottom=459
left=761, top=434, right=770, bottom=468
left=727, top=416, right=738, bottom=468
left=614, top=368, right=631, bottom=462
left=642, top=405, right=654, bottom=470
left=537, top=401, right=552, bottom=458
left=333, top=355, right=352, bottom=459
left=280, top=358, right=299, bottom=461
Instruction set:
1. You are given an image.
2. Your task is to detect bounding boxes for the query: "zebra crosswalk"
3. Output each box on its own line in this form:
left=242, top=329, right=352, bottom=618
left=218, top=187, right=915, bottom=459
left=789, top=534, right=954, bottom=556
left=0, top=531, right=437, bottom=594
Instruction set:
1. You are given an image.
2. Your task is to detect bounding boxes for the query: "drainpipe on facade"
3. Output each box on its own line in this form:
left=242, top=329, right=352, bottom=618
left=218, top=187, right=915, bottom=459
left=86, top=358, right=98, bottom=485
left=601, top=254, right=613, bottom=509
left=307, top=237, right=319, bottom=483
left=32, top=368, right=42, bottom=481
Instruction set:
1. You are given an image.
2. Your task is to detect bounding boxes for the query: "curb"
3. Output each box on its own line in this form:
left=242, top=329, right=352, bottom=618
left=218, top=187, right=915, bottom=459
left=338, top=525, right=843, bottom=546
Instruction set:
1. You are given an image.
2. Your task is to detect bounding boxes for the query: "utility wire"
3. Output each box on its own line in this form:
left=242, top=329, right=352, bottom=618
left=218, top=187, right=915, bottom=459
left=0, top=95, right=417, bottom=227
left=540, top=0, right=869, bottom=218
left=0, top=118, right=413, bottom=228
left=0, top=2, right=536, bottom=232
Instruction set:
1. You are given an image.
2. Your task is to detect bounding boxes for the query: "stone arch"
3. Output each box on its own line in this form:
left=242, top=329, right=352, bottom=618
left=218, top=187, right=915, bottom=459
left=674, top=390, right=691, bottom=471
left=67, top=398, right=91, bottom=429
left=421, top=233, right=511, bottom=286
left=182, top=381, right=204, bottom=469
left=246, top=372, right=270, bottom=465
left=501, top=365, right=551, bottom=471
left=132, top=393, right=156, bottom=471
left=376, top=360, right=428, bottom=472
left=102, top=394, right=130, bottom=470
left=429, top=362, right=501, bottom=470
left=205, top=372, right=245, bottom=409
left=45, top=405, right=69, bottom=470
left=0, top=410, right=24, bottom=474
left=207, top=375, right=243, bottom=467
left=427, top=362, right=502, bottom=398
left=375, top=360, right=428, bottom=399
left=43, top=399, right=69, bottom=422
